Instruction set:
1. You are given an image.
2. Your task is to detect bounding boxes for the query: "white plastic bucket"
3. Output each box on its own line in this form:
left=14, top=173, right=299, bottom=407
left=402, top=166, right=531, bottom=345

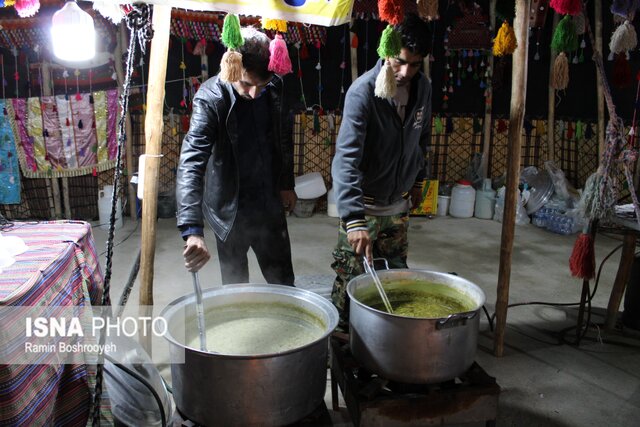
left=98, top=185, right=123, bottom=231
left=436, top=195, right=450, bottom=216
left=449, top=180, right=476, bottom=218
left=327, top=188, right=339, bottom=218
left=474, top=190, right=496, bottom=219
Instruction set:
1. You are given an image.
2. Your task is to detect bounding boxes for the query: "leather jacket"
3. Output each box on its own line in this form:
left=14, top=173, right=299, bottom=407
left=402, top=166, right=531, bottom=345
left=175, top=75, right=294, bottom=241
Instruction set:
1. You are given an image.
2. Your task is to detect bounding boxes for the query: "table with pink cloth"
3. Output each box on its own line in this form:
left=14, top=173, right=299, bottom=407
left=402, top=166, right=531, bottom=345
left=0, top=220, right=107, bottom=426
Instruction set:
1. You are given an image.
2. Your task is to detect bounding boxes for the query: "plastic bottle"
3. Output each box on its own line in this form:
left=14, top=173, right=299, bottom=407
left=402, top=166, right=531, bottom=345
left=474, top=178, right=496, bottom=219
left=449, top=179, right=476, bottom=218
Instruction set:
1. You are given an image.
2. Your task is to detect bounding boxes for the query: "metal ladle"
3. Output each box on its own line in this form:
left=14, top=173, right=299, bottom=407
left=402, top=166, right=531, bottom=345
left=362, top=257, right=393, bottom=314
left=191, top=271, right=207, bottom=351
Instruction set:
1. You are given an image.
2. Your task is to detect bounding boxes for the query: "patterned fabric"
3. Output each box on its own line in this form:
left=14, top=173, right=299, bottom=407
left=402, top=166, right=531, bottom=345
left=0, top=100, right=20, bottom=204
left=331, top=213, right=409, bottom=327
left=7, top=90, right=119, bottom=178
left=0, top=221, right=106, bottom=426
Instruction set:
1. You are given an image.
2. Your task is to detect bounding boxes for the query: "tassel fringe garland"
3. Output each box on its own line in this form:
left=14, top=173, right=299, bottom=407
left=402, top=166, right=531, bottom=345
left=377, top=24, right=402, bottom=59
left=550, top=0, right=582, bottom=16
left=493, top=21, right=517, bottom=56
left=609, top=20, right=638, bottom=54
left=219, top=50, right=243, bottom=82
left=552, top=52, right=570, bottom=90
left=268, top=34, right=293, bottom=75
left=374, top=61, right=397, bottom=99
left=15, top=0, right=40, bottom=17
left=378, top=0, right=404, bottom=25
left=551, top=15, right=579, bottom=53
left=262, top=18, right=288, bottom=33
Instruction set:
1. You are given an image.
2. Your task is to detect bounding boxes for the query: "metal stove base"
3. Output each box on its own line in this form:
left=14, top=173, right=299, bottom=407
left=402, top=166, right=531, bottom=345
left=330, top=336, right=500, bottom=426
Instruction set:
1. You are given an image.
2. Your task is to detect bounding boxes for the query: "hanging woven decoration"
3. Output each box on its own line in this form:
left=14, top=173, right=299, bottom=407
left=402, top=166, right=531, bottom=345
left=268, top=33, right=293, bottom=75
left=416, top=0, right=438, bottom=21
left=262, top=18, right=288, bottom=33
left=374, top=8, right=402, bottom=99
left=609, top=20, right=638, bottom=54
left=14, top=0, right=39, bottom=17
left=549, top=0, right=582, bottom=16
left=492, top=21, right=517, bottom=56
left=219, top=14, right=244, bottom=83
left=550, top=15, right=578, bottom=90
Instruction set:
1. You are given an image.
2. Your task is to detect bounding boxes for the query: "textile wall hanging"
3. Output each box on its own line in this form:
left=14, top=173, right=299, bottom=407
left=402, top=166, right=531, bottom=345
left=7, top=89, right=119, bottom=178
left=0, top=100, right=21, bottom=204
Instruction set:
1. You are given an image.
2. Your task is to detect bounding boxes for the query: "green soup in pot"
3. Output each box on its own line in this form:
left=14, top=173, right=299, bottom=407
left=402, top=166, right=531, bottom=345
left=356, top=279, right=476, bottom=318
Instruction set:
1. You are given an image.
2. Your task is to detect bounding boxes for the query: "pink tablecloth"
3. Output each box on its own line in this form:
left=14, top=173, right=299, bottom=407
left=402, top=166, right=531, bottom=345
left=0, top=220, right=106, bottom=426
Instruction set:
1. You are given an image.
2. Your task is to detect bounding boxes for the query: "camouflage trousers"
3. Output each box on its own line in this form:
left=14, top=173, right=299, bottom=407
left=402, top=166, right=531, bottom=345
left=331, top=213, right=409, bottom=328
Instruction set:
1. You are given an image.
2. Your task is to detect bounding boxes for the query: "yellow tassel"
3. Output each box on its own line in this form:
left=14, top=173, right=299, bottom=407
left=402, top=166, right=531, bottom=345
left=4, top=0, right=15, bottom=6
left=262, top=18, right=288, bottom=33
left=374, top=61, right=397, bottom=99
left=551, top=52, right=569, bottom=90
left=219, top=50, right=243, bottom=82
left=493, top=21, right=518, bottom=56
left=535, top=120, right=546, bottom=135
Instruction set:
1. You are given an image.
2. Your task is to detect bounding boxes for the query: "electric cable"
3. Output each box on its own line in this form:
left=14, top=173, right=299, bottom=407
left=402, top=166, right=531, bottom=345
left=103, top=353, right=167, bottom=427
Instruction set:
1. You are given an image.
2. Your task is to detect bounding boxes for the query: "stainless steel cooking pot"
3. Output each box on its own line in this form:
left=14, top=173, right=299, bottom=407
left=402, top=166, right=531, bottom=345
left=161, top=284, right=339, bottom=427
left=347, top=269, right=485, bottom=384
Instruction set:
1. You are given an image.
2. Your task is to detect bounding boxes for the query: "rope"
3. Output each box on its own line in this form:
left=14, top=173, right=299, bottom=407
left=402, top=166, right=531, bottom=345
left=581, top=0, right=640, bottom=228
left=91, top=5, right=153, bottom=426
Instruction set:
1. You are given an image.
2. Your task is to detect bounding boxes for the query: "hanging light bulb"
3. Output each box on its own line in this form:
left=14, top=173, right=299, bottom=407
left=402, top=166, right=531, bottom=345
left=51, top=1, right=96, bottom=62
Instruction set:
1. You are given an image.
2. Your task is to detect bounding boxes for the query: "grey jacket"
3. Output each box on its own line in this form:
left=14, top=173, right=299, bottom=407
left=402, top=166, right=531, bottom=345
left=175, top=75, right=294, bottom=241
left=331, top=59, right=432, bottom=223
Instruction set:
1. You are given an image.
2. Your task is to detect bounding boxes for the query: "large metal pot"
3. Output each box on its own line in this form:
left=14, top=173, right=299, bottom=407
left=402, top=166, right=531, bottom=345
left=347, top=269, right=485, bottom=384
left=161, top=284, right=338, bottom=427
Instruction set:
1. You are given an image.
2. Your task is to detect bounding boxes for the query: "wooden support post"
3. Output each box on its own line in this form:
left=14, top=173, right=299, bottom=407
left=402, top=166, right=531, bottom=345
left=547, top=13, right=560, bottom=162
left=116, top=25, right=138, bottom=221
left=595, top=1, right=606, bottom=160
left=61, top=178, right=71, bottom=218
left=605, top=232, right=637, bottom=330
left=480, top=0, right=496, bottom=179
left=139, top=5, right=171, bottom=308
left=350, top=18, right=358, bottom=83
left=494, top=0, right=530, bottom=357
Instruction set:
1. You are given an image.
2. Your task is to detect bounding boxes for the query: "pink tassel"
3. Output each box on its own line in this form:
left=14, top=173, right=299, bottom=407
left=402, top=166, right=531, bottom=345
left=15, top=0, right=40, bottom=18
left=268, top=34, right=292, bottom=75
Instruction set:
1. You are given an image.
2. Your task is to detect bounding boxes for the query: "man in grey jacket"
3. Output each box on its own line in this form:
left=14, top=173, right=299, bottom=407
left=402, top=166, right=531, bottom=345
left=176, top=27, right=296, bottom=285
left=331, top=13, right=432, bottom=326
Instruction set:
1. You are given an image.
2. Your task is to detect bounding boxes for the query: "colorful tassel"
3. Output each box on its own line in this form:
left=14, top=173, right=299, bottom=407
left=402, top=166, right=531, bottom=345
left=14, top=0, right=40, bottom=17
left=378, top=0, right=404, bottom=25
left=374, top=60, right=397, bottom=99
left=417, top=0, right=439, bottom=21
left=569, top=231, right=595, bottom=279
left=536, top=120, right=546, bottom=135
left=550, top=0, right=582, bottom=16
left=551, top=15, right=579, bottom=53
left=93, top=0, right=124, bottom=24
left=610, top=0, right=640, bottom=18
left=551, top=52, right=570, bottom=90
left=219, top=50, right=243, bottom=83
left=221, top=14, right=243, bottom=49
left=493, top=21, right=518, bottom=56
left=434, top=115, right=443, bottom=134
left=609, top=21, right=638, bottom=54
left=268, top=34, right=292, bottom=75
left=351, top=33, right=359, bottom=49
left=613, top=53, right=633, bottom=88
left=377, top=24, right=402, bottom=59
left=262, top=18, right=288, bottom=33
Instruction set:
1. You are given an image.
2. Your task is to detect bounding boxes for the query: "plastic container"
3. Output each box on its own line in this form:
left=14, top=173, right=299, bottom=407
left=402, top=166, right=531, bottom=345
left=436, top=195, right=450, bottom=216
left=98, top=185, right=123, bottom=231
left=474, top=179, right=496, bottom=220
left=449, top=180, right=476, bottom=218
left=293, top=198, right=317, bottom=217
left=294, top=172, right=327, bottom=199
left=520, top=167, right=554, bottom=214
left=326, top=188, right=338, bottom=218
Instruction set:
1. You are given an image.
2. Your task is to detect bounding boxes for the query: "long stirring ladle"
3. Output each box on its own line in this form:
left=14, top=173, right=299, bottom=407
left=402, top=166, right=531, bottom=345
left=191, top=271, right=207, bottom=351
left=362, top=257, right=393, bottom=314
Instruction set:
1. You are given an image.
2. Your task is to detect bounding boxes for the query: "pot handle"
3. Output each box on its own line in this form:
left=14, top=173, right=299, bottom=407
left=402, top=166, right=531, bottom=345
left=436, top=310, right=478, bottom=329
left=372, top=257, right=390, bottom=270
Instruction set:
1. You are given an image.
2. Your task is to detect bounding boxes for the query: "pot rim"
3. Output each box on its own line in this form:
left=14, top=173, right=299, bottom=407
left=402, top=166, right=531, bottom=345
left=160, top=283, right=339, bottom=359
left=346, top=269, right=486, bottom=320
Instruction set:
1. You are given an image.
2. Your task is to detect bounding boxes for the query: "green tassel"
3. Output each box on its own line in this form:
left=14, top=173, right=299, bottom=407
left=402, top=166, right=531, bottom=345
left=222, top=14, right=244, bottom=50
left=377, top=24, right=402, bottom=59
left=575, top=120, right=583, bottom=139
left=434, top=115, right=444, bottom=134
left=551, top=15, right=579, bottom=53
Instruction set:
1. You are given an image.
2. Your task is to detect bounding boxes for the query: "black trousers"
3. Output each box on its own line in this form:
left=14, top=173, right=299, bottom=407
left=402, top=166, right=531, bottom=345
left=215, top=205, right=295, bottom=286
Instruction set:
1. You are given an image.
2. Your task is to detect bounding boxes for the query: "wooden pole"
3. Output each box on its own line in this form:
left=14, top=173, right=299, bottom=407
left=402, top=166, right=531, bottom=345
left=604, top=232, right=637, bottom=330
left=115, top=25, right=138, bottom=221
left=493, top=0, right=530, bottom=357
left=547, top=13, right=560, bottom=162
left=595, top=1, right=605, bottom=160
left=480, top=0, right=496, bottom=179
left=139, top=5, right=171, bottom=307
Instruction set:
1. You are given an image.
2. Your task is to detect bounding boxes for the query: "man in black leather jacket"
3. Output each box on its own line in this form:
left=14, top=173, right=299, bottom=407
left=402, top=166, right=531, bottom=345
left=176, top=27, right=296, bottom=285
